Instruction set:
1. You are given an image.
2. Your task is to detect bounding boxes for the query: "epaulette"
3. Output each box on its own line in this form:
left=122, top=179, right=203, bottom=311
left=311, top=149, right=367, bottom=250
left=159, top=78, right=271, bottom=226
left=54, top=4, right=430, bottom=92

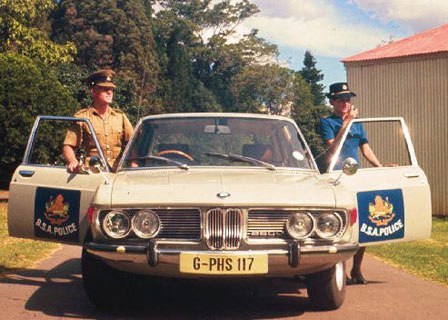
left=111, top=107, right=124, bottom=114
left=74, top=108, right=91, bottom=116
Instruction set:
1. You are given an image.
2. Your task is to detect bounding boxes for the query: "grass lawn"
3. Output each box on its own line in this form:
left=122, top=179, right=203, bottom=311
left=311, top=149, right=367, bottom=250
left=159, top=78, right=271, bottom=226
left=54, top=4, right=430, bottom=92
left=368, top=216, right=448, bottom=286
left=0, top=202, right=59, bottom=274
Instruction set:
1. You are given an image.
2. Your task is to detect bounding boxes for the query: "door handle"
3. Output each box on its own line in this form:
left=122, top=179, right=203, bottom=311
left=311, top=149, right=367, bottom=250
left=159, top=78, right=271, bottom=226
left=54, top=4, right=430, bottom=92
left=19, top=170, right=35, bottom=177
left=403, top=172, right=420, bottom=178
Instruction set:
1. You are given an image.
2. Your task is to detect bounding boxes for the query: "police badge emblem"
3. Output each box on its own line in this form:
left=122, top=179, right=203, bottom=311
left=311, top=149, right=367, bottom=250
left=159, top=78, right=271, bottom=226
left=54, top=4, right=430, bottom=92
left=357, top=189, right=405, bottom=243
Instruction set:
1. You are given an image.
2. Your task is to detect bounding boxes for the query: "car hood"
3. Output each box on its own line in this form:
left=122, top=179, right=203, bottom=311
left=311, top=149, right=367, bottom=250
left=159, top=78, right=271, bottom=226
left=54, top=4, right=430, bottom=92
left=110, top=169, right=336, bottom=207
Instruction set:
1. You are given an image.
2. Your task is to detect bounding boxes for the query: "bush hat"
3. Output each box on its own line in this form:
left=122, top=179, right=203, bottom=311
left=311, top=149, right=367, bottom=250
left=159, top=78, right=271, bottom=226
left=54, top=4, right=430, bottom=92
left=87, top=69, right=116, bottom=88
left=326, top=82, right=356, bottom=100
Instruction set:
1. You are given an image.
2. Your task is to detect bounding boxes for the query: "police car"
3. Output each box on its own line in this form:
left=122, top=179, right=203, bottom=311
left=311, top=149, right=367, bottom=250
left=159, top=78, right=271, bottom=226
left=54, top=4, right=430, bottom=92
left=8, top=113, right=432, bottom=310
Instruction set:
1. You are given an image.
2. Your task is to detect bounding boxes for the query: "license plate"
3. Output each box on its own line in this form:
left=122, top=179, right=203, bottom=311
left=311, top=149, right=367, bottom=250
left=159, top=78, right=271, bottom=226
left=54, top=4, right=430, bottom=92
left=179, top=253, right=268, bottom=275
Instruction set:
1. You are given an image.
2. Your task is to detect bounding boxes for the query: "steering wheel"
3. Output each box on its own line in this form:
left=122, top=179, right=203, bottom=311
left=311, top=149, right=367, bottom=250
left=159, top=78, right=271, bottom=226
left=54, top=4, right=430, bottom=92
left=157, top=149, right=194, bottom=161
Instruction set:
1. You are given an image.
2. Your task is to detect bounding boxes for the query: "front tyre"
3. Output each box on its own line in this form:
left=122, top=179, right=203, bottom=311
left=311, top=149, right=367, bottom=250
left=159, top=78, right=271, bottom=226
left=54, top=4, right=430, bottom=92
left=306, top=261, right=346, bottom=310
left=81, top=248, right=137, bottom=308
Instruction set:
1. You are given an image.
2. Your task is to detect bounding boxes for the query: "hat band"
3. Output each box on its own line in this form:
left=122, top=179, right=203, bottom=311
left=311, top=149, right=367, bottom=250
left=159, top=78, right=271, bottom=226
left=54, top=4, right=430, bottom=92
left=331, top=90, right=352, bottom=96
left=93, top=76, right=113, bottom=83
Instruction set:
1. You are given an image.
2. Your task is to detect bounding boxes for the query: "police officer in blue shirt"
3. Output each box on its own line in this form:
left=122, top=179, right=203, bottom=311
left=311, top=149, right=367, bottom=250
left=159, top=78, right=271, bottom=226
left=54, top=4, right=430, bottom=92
left=319, top=82, right=382, bottom=284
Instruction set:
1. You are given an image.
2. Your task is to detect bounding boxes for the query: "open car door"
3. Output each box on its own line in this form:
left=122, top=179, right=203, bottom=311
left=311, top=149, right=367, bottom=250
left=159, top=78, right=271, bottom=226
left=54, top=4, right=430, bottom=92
left=329, top=117, right=431, bottom=246
left=8, top=116, right=110, bottom=245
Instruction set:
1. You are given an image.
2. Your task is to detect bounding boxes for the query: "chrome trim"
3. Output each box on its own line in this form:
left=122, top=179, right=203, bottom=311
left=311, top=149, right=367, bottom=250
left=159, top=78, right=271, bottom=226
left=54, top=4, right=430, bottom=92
left=95, top=207, right=348, bottom=244
left=205, top=208, right=244, bottom=250
left=97, top=208, right=201, bottom=241
left=247, top=209, right=348, bottom=241
left=84, top=241, right=359, bottom=277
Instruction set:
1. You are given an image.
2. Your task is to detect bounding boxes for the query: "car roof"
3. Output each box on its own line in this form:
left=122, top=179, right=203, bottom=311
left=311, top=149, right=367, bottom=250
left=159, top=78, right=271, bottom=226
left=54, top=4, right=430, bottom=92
left=140, top=112, right=295, bottom=123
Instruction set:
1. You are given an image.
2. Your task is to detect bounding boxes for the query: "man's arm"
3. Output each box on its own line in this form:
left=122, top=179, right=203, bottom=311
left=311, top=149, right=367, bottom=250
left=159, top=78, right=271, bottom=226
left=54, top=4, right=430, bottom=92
left=63, top=145, right=80, bottom=172
left=324, top=117, right=352, bottom=167
left=63, top=119, right=84, bottom=173
left=360, top=143, right=382, bottom=167
left=324, top=108, right=359, bottom=154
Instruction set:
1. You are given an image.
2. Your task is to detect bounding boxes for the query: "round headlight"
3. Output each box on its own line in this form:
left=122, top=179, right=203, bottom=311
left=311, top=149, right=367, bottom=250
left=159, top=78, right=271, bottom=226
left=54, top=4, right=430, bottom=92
left=286, top=212, right=314, bottom=239
left=102, top=211, right=131, bottom=239
left=316, top=212, right=342, bottom=239
left=132, top=210, right=160, bottom=239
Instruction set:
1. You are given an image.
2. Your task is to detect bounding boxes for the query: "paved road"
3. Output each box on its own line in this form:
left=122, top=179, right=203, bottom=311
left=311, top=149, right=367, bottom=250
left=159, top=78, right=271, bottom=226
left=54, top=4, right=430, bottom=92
left=0, top=245, right=447, bottom=319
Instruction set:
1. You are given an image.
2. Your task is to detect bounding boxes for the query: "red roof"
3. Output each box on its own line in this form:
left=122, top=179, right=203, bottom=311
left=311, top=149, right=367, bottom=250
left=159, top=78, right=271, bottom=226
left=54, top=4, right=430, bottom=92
left=343, top=23, right=448, bottom=62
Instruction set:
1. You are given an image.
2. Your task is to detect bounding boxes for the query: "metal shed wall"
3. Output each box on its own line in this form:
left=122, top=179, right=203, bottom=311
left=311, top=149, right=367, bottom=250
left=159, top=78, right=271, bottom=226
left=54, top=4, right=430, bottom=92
left=344, top=53, right=448, bottom=215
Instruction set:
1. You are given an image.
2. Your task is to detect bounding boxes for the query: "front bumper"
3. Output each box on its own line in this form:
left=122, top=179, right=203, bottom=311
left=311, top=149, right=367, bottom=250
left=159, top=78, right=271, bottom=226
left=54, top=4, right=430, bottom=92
left=84, top=240, right=359, bottom=278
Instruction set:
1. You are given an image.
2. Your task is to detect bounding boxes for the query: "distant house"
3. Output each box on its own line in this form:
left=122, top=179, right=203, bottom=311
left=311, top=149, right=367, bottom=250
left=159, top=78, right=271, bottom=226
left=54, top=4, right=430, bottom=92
left=343, top=23, right=448, bottom=216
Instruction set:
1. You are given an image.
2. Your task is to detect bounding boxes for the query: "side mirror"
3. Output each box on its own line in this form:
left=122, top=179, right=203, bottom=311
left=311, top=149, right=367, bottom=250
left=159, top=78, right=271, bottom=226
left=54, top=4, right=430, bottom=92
left=342, top=157, right=359, bottom=176
left=89, top=156, right=103, bottom=174
left=333, top=157, right=358, bottom=185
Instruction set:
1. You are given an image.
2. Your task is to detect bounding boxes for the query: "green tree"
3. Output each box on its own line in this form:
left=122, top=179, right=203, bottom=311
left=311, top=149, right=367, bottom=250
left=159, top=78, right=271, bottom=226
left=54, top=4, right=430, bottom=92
left=156, top=0, right=259, bottom=37
left=291, top=75, right=331, bottom=171
left=197, top=30, right=278, bottom=111
left=52, top=0, right=161, bottom=115
left=54, top=62, right=91, bottom=108
left=299, top=50, right=325, bottom=106
left=230, top=64, right=296, bottom=114
left=154, top=1, right=276, bottom=112
left=291, top=74, right=330, bottom=154
left=154, top=12, right=220, bottom=113
left=0, top=0, right=75, bottom=64
left=0, top=53, right=78, bottom=183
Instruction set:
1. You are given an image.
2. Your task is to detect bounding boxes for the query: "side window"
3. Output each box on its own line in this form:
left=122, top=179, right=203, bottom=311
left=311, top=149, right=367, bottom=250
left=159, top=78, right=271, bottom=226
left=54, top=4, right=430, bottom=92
left=331, top=119, right=414, bottom=171
left=359, top=121, right=411, bottom=168
left=25, top=117, right=103, bottom=168
left=27, top=119, right=70, bottom=166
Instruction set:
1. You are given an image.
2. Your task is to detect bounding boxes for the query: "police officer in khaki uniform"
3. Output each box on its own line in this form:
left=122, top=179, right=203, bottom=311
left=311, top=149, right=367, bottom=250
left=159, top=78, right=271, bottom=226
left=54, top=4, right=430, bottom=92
left=63, top=69, right=133, bottom=172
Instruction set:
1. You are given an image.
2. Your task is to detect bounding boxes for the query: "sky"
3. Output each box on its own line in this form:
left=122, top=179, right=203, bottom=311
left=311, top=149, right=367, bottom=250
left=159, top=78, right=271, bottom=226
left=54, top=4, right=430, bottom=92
left=238, top=0, right=448, bottom=90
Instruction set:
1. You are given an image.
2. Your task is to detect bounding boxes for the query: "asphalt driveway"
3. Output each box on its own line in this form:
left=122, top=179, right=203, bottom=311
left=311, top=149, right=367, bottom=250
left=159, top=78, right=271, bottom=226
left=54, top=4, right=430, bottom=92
left=0, top=245, right=447, bottom=319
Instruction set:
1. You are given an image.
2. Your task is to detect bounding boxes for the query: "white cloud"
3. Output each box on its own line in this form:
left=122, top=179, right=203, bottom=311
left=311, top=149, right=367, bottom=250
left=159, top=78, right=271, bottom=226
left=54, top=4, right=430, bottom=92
left=245, top=0, right=391, bottom=58
left=253, top=0, right=328, bottom=20
left=348, top=0, right=448, bottom=32
left=242, top=0, right=448, bottom=60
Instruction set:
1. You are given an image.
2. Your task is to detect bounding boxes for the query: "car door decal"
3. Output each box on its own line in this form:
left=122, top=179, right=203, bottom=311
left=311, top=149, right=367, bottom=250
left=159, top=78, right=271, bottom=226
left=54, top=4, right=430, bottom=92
left=34, top=187, right=80, bottom=243
left=357, top=189, right=405, bottom=243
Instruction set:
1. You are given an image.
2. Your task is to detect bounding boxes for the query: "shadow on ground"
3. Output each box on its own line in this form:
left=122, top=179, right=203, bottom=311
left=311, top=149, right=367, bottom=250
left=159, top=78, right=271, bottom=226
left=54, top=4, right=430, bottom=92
left=0, top=258, right=315, bottom=319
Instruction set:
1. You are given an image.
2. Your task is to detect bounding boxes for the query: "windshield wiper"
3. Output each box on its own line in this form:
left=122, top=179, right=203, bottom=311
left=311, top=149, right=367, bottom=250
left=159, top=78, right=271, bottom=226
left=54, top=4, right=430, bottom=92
left=126, top=155, right=189, bottom=170
left=204, top=151, right=276, bottom=171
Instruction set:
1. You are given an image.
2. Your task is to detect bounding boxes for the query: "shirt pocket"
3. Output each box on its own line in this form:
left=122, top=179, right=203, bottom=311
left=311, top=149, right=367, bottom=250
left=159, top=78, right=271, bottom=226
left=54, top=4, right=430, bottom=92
left=111, top=126, right=123, bottom=146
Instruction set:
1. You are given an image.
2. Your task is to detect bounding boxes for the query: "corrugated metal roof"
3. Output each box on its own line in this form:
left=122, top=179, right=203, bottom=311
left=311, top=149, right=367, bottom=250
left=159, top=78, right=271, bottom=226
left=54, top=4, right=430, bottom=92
left=343, top=23, right=448, bottom=62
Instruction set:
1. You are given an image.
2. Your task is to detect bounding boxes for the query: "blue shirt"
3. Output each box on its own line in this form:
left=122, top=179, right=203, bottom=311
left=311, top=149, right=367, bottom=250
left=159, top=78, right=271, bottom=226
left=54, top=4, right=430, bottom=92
left=319, top=115, right=368, bottom=169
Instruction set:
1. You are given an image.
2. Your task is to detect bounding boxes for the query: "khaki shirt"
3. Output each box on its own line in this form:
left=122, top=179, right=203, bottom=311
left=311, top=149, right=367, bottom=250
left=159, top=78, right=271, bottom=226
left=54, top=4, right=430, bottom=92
left=64, top=107, right=133, bottom=170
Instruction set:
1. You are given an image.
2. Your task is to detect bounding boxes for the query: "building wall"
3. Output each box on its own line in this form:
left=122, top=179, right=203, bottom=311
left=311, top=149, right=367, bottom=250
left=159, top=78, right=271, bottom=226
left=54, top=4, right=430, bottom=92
left=344, top=53, right=448, bottom=215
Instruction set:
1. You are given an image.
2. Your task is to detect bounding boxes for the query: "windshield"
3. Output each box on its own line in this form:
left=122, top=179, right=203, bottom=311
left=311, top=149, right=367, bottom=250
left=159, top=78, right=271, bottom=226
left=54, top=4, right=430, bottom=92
left=122, top=116, right=314, bottom=170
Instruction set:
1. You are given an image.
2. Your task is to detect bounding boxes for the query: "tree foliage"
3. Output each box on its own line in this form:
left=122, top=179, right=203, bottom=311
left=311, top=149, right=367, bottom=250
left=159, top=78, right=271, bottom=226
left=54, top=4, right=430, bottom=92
left=0, top=0, right=76, bottom=64
left=153, top=1, right=273, bottom=113
left=231, top=64, right=297, bottom=114
left=299, top=50, right=325, bottom=106
left=297, top=50, right=331, bottom=158
left=0, top=0, right=334, bottom=183
left=291, top=72, right=330, bottom=156
left=0, top=53, right=78, bottom=182
left=52, top=0, right=161, bottom=115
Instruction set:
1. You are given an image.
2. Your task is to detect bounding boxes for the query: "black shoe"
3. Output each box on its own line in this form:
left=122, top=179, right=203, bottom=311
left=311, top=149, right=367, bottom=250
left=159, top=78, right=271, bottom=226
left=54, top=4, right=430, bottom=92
left=350, top=272, right=367, bottom=285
